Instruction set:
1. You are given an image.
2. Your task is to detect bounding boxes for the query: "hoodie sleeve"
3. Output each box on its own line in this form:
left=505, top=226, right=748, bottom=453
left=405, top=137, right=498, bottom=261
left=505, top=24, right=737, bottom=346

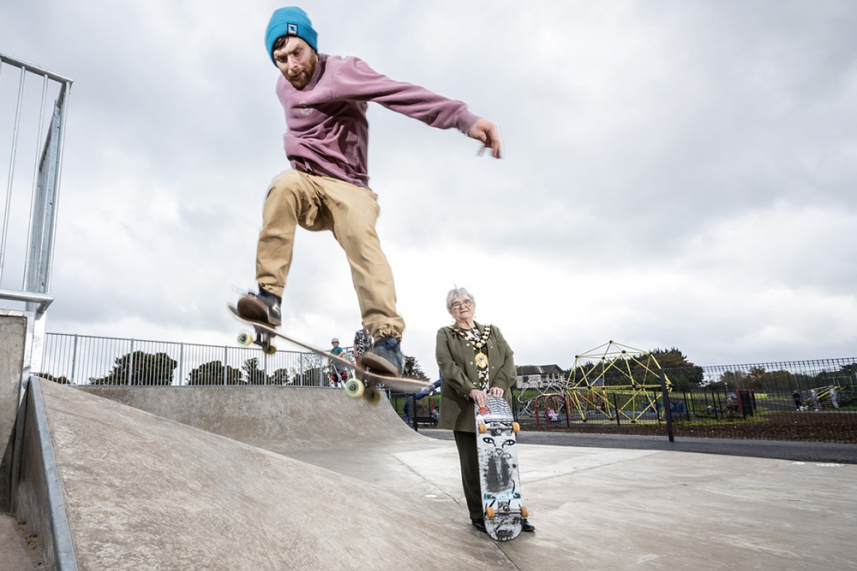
left=331, top=57, right=480, bottom=135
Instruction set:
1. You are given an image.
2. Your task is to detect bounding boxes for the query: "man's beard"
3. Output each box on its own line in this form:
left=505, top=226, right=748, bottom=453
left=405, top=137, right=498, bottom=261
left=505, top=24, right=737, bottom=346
left=287, top=55, right=317, bottom=89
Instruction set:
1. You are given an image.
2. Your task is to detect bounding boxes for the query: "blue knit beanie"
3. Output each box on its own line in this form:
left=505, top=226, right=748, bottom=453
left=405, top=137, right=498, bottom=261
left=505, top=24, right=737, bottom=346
left=265, top=7, right=318, bottom=64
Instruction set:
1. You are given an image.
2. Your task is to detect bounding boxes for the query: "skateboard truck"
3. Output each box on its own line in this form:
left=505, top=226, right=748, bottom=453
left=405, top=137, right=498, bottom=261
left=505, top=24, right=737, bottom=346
left=237, top=329, right=277, bottom=355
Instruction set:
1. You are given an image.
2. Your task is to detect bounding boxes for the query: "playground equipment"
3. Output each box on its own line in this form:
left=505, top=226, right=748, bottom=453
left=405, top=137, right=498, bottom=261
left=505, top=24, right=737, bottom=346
left=534, top=393, right=570, bottom=429
left=564, top=341, right=673, bottom=424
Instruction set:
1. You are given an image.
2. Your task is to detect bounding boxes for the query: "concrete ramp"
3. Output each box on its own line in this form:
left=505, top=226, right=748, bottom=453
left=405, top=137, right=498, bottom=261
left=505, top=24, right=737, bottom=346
left=12, top=379, right=857, bottom=570
left=80, top=385, right=422, bottom=454
left=39, top=381, right=515, bottom=570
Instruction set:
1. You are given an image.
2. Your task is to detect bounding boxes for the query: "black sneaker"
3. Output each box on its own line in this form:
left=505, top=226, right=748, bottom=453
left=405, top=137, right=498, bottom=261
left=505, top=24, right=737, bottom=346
left=471, top=518, right=487, bottom=533
left=236, top=288, right=282, bottom=327
left=521, top=518, right=535, bottom=532
left=360, top=336, right=404, bottom=376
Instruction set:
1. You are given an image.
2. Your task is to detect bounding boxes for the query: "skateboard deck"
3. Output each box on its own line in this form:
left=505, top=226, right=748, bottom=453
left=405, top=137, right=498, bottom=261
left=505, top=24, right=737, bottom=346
left=475, top=395, right=527, bottom=541
left=228, top=305, right=431, bottom=401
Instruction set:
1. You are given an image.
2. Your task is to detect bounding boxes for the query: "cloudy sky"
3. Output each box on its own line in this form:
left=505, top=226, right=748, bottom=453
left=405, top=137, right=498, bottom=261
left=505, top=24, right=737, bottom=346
left=1, top=0, right=855, bottom=372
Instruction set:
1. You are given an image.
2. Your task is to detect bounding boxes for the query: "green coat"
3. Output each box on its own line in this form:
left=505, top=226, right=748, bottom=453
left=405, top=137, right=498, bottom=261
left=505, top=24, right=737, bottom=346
left=435, top=322, right=517, bottom=433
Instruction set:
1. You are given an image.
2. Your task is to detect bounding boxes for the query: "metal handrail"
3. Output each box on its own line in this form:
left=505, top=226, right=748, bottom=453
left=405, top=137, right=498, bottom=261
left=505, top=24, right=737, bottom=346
left=0, top=288, right=53, bottom=310
left=0, top=53, right=74, bottom=84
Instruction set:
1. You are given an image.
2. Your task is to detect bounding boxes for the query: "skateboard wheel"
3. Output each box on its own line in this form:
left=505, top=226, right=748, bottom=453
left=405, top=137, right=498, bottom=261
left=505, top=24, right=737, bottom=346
left=478, top=423, right=487, bottom=434
left=486, top=507, right=495, bottom=519
left=521, top=506, right=529, bottom=518
left=264, top=344, right=277, bottom=355
left=512, top=422, right=520, bottom=434
left=363, top=387, right=382, bottom=404
left=237, top=332, right=253, bottom=346
left=344, top=379, right=365, bottom=398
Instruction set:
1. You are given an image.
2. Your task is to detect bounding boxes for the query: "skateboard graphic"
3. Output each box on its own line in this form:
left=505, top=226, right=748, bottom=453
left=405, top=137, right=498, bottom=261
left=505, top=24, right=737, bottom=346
left=475, top=395, right=528, bottom=542
left=228, top=305, right=431, bottom=401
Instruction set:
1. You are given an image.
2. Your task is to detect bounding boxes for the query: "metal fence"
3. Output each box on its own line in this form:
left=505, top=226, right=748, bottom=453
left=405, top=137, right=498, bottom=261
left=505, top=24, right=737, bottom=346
left=36, top=329, right=857, bottom=443
left=39, top=332, right=355, bottom=388
left=511, top=358, right=857, bottom=443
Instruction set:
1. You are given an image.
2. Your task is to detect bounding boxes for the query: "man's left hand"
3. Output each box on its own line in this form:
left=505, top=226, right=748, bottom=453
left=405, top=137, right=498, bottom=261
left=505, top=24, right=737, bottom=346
left=487, top=387, right=504, bottom=398
left=468, top=118, right=503, bottom=159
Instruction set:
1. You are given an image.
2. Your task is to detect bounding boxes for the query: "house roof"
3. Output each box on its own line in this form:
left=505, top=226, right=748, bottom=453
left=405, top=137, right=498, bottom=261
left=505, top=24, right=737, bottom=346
left=517, top=364, right=565, bottom=376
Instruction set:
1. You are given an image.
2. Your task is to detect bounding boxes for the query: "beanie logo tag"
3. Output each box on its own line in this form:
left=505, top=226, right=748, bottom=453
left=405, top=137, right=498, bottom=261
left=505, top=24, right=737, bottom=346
left=287, top=23, right=299, bottom=36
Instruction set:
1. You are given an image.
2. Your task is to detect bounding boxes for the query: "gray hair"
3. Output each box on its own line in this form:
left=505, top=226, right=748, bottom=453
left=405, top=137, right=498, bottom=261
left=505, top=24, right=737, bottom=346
left=446, top=287, right=475, bottom=312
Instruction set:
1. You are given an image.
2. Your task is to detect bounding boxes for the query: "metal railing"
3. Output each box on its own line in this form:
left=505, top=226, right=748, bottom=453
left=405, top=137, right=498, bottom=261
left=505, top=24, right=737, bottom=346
left=0, top=52, right=72, bottom=315
left=1, top=52, right=73, bottom=384
left=39, top=332, right=355, bottom=388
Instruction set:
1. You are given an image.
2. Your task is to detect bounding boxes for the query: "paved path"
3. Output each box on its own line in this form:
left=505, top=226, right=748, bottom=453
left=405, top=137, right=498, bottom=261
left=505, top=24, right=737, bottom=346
left=422, top=428, right=857, bottom=464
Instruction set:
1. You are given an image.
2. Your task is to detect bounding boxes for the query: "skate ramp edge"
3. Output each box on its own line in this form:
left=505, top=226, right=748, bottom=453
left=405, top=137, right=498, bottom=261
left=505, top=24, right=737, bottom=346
left=26, top=377, right=514, bottom=570
left=2, top=377, right=77, bottom=570
left=79, top=384, right=424, bottom=453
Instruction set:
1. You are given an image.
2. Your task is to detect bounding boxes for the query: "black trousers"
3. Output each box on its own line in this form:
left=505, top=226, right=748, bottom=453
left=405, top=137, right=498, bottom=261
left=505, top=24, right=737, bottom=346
left=453, top=430, right=482, bottom=520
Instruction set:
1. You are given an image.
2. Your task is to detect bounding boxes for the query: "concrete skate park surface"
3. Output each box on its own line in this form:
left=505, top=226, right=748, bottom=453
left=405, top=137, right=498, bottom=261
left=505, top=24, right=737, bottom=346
left=32, top=382, right=857, bottom=570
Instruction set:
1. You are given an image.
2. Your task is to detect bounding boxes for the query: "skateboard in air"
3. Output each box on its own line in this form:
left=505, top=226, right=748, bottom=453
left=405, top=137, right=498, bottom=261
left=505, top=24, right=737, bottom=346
left=475, top=394, right=528, bottom=541
left=228, top=305, right=431, bottom=402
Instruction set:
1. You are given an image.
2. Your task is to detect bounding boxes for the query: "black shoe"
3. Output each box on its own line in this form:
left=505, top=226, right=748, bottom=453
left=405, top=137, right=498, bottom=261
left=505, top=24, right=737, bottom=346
left=360, top=336, right=404, bottom=376
left=521, top=518, right=535, bottom=532
left=471, top=518, right=487, bottom=533
left=237, top=288, right=282, bottom=326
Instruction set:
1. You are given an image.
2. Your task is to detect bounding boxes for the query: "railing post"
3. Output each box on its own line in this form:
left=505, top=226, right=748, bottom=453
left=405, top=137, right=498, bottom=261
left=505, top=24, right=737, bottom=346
left=128, top=339, right=135, bottom=386
left=70, top=333, right=78, bottom=385
left=178, top=343, right=184, bottom=386
left=223, top=346, right=228, bottom=385
left=0, top=67, right=26, bottom=281
left=660, top=369, right=674, bottom=442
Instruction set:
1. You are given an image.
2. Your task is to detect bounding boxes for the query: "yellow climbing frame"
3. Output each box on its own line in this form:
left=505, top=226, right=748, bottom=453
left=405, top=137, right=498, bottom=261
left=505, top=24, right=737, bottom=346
left=564, top=341, right=673, bottom=424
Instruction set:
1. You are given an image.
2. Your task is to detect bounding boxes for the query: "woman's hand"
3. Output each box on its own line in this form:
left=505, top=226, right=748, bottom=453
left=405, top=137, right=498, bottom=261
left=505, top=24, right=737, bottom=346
left=470, top=387, right=505, bottom=407
left=469, top=389, right=487, bottom=407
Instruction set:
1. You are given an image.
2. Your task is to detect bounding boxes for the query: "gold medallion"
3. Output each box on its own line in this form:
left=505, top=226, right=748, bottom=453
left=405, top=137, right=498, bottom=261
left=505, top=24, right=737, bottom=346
left=475, top=352, right=488, bottom=369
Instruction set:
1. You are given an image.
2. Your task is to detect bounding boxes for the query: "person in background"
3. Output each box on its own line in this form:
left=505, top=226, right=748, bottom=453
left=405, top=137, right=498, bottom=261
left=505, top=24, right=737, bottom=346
left=353, top=327, right=372, bottom=368
left=328, top=338, right=346, bottom=386
left=435, top=286, right=534, bottom=534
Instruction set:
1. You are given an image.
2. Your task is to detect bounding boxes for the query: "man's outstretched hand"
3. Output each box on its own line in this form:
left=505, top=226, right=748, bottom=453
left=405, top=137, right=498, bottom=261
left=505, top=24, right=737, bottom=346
left=468, top=118, right=503, bottom=159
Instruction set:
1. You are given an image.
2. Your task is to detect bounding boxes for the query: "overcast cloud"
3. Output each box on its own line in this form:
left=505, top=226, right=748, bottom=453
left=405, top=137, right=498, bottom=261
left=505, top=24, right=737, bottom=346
left=1, top=0, right=855, bottom=371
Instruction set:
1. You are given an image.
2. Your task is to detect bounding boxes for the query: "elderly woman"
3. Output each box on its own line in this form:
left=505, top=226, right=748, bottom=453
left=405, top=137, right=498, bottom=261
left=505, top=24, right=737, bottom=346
left=435, top=287, right=534, bottom=534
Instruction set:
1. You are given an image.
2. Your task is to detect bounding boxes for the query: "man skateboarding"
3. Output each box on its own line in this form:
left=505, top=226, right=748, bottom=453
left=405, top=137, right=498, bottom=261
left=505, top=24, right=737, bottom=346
left=237, top=7, right=503, bottom=377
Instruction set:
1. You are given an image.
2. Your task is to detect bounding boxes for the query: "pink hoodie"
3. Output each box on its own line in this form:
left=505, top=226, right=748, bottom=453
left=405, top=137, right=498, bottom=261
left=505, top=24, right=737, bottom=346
left=276, top=53, right=480, bottom=188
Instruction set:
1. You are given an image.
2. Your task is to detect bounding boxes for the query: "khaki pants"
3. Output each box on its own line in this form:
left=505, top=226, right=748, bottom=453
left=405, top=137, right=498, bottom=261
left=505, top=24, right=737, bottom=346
left=255, top=169, right=405, bottom=340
